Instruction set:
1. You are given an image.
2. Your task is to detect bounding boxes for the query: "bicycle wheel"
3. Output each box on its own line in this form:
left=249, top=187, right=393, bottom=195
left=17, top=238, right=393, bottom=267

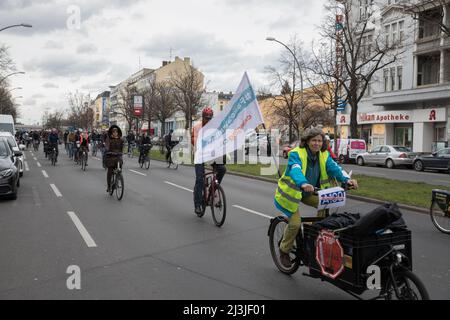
left=384, top=270, right=430, bottom=300
left=115, top=173, right=124, bottom=201
left=51, top=153, right=56, bottom=166
left=211, top=185, right=226, bottom=227
left=430, top=200, right=450, bottom=234
left=268, top=217, right=301, bottom=275
left=145, top=157, right=150, bottom=170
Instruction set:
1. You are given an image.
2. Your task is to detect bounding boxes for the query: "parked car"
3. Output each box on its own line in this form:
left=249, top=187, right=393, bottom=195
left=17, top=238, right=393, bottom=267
left=331, top=139, right=367, bottom=164
left=356, top=145, right=419, bottom=169
left=0, top=131, right=24, bottom=177
left=0, top=137, right=21, bottom=200
left=413, top=148, right=450, bottom=173
left=281, top=140, right=300, bottom=159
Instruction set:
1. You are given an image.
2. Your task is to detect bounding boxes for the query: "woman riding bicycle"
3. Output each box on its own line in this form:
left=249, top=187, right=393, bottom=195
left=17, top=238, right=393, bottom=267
left=105, top=125, right=124, bottom=193
left=274, top=128, right=358, bottom=268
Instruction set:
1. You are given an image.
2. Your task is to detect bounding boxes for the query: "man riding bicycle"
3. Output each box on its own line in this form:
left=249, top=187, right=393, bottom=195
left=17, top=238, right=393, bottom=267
left=105, top=125, right=124, bottom=193
left=192, top=107, right=227, bottom=216
left=274, top=128, right=358, bottom=268
left=48, top=128, right=60, bottom=163
left=138, top=132, right=152, bottom=164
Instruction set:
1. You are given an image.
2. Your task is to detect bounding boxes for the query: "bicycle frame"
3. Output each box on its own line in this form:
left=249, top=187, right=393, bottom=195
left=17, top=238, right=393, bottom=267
left=202, top=170, right=218, bottom=207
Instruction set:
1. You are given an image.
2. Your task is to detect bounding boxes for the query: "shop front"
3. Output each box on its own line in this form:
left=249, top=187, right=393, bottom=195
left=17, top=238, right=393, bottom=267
left=337, top=107, right=447, bottom=152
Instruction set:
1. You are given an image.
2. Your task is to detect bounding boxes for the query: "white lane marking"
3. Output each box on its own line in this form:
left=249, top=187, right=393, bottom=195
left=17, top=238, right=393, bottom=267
left=93, top=157, right=101, bottom=161
left=33, top=157, right=37, bottom=161
left=50, top=184, right=63, bottom=197
left=233, top=205, right=273, bottom=220
left=42, top=170, right=49, bottom=178
left=164, top=181, right=193, bottom=192
left=24, top=161, right=30, bottom=171
left=129, top=169, right=147, bottom=176
left=36, top=162, right=42, bottom=168
left=23, top=153, right=26, bottom=160
left=30, top=152, right=34, bottom=157
left=67, top=212, right=97, bottom=248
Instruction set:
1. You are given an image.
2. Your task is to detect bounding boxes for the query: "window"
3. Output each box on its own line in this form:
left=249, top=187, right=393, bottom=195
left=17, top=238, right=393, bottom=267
left=390, top=67, right=396, bottom=91
left=392, top=23, right=398, bottom=44
left=384, top=69, right=389, bottom=92
left=385, top=25, right=390, bottom=46
left=397, top=66, right=403, bottom=90
left=359, top=0, right=373, bottom=20
left=380, top=146, right=390, bottom=153
left=399, top=21, right=404, bottom=43
left=372, top=146, right=382, bottom=153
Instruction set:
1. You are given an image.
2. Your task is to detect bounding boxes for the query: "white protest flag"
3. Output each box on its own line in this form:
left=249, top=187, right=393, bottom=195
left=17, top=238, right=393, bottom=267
left=194, top=72, right=264, bottom=164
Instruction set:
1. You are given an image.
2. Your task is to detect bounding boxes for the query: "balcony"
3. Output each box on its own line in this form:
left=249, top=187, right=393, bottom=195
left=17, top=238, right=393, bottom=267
left=415, top=36, right=442, bottom=53
left=372, top=83, right=450, bottom=106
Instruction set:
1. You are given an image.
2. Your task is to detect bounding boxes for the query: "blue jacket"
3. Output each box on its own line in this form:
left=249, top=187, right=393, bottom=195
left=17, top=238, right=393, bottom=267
left=48, top=133, right=59, bottom=144
left=274, top=148, right=349, bottom=217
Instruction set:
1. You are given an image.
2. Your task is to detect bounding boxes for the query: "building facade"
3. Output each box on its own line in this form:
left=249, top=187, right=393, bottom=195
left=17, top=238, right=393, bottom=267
left=338, top=0, right=450, bottom=152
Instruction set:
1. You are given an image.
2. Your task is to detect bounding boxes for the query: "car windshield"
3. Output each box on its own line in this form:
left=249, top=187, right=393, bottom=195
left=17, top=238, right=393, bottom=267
left=6, top=136, right=17, bottom=148
left=394, top=146, right=411, bottom=152
left=0, top=142, right=8, bottom=157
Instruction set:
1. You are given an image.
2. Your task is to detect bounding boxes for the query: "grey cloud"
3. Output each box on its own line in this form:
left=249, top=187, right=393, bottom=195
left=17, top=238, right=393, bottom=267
left=23, top=55, right=110, bottom=78
left=31, top=94, right=45, bottom=99
left=43, top=40, right=64, bottom=50
left=43, top=82, right=59, bottom=88
left=23, top=98, right=37, bottom=106
left=0, top=0, right=142, bottom=35
left=77, top=44, right=98, bottom=54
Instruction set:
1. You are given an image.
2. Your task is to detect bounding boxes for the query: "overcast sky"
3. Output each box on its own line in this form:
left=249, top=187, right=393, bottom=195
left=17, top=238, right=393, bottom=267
left=0, top=0, right=327, bottom=124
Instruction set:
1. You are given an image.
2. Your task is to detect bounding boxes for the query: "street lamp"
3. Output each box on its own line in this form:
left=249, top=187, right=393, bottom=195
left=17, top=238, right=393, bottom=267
left=0, top=23, right=33, bottom=32
left=0, top=71, right=26, bottom=84
left=266, top=37, right=304, bottom=141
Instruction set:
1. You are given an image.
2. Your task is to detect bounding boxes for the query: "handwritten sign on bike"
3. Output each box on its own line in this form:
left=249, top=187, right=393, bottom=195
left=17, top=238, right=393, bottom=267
left=315, top=229, right=344, bottom=279
left=317, top=187, right=346, bottom=210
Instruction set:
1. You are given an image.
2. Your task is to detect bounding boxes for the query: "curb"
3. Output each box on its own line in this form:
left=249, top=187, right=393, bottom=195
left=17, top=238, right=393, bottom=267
left=149, top=157, right=430, bottom=215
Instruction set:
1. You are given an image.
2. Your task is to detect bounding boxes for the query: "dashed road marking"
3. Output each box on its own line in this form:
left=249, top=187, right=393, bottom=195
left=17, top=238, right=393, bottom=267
left=67, top=212, right=97, bottom=248
left=164, top=181, right=193, bottom=192
left=129, top=169, right=147, bottom=176
left=232, top=205, right=273, bottom=220
left=42, top=170, right=49, bottom=178
left=50, top=184, right=63, bottom=197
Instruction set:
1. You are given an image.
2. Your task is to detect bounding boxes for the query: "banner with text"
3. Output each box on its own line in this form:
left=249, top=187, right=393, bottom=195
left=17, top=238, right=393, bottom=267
left=194, top=72, right=264, bottom=164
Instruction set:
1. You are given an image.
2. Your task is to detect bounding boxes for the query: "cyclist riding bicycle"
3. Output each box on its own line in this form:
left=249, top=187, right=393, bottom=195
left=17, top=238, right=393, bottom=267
left=48, top=128, right=60, bottom=163
left=105, top=125, right=124, bottom=193
left=138, top=132, right=152, bottom=163
left=192, top=107, right=227, bottom=215
left=78, top=131, right=90, bottom=166
left=274, top=127, right=358, bottom=268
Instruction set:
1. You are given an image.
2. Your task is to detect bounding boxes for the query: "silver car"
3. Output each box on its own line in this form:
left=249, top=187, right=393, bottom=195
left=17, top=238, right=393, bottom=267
left=356, top=145, right=419, bottom=169
left=0, top=131, right=24, bottom=177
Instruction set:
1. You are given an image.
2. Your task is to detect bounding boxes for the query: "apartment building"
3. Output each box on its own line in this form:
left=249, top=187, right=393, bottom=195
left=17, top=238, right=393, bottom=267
left=338, top=0, right=450, bottom=152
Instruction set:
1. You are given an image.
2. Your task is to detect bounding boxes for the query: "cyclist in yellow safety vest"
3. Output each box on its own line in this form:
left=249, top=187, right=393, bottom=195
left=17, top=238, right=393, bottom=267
left=274, top=128, right=358, bottom=268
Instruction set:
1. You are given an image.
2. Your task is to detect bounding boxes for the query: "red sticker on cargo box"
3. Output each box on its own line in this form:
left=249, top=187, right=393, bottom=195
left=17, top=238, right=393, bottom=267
left=316, top=230, right=344, bottom=279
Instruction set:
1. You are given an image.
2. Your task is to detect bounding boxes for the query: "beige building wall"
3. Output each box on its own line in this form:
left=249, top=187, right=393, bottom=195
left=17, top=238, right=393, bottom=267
left=154, top=56, right=204, bottom=87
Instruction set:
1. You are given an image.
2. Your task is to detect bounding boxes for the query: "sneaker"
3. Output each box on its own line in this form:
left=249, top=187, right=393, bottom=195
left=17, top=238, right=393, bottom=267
left=194, top=206, right=203, bottom=216
left=279, top=250, right=292, bottom=268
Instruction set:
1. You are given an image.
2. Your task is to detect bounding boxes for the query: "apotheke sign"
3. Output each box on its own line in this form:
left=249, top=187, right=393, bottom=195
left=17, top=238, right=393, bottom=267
left=337, top=108, right=446, bottom=125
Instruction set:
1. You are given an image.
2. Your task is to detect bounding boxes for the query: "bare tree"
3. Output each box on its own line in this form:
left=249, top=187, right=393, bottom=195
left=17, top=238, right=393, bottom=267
left=0, top=86, right=18, bottom=121
left=401, top=0, right=450, bottom=37
left=43, top=110, right=65, bottom=131
left=153, top=81, right=177, bottom=141
left=0, top=45, right=15, bottom=77
left=265, top=36, right=306, bottom=143
left=140, top=79, right=157, bottom=135
left=170, top=64, right=206, bottom=131
left=316, top=0, right=409, bottom=138
left=67, top=91, right=93, bottom=130
left=116, top=86, right=138, bottom=132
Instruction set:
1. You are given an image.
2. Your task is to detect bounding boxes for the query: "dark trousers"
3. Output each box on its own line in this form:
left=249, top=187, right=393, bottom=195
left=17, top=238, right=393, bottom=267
left=194, top=163, right=226, bottom=207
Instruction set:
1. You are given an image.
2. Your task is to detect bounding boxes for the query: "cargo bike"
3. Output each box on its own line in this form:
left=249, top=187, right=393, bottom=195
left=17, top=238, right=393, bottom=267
left=268, top=185, right=429, bottom=300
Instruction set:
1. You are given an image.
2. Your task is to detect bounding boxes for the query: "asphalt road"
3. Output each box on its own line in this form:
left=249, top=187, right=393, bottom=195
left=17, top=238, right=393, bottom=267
left=0, top=147, right=449, bottom=300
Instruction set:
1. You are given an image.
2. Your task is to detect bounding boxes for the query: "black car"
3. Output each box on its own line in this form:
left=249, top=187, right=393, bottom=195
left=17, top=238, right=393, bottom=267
left=0, top=137, right=21, bottom=199
left=413, top=148, right=450, bottom=173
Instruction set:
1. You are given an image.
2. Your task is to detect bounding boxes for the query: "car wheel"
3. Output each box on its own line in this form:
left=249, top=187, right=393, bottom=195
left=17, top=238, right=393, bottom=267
left=386, top=159, right=395, bottom=169
left=414, top=160, right=424, bottom=172
left=10, top=192, right=17, bottom=200
left=357, top=157, right=364, bottom=166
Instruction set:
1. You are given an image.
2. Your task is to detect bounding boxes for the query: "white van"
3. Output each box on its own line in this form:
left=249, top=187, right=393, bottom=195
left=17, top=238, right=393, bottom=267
left=0, top=115, right=15, bottom=135
left=331, top=138, right=367, bottom=164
